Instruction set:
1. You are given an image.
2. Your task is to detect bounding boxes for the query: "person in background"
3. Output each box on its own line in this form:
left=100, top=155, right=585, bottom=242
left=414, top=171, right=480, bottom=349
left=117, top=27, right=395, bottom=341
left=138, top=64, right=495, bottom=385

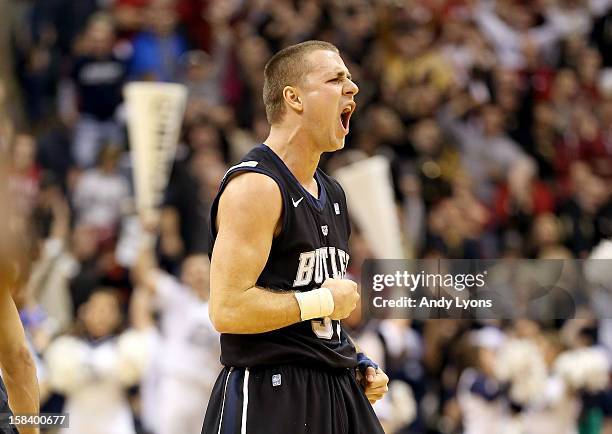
left=60, top=12, right=127, bottom=169
left=8, top=133, right=41, bottom=217
left=456, top=328, right=509, bottom=434
left=129, top=0, right=188, bottom=82
left=72, top=145, right=130, bottom=243
left=26, top=174, right=74, bottom=335
left=45, top=287, right=151, bottom=434
left=133, top=215, right=220, bottom=434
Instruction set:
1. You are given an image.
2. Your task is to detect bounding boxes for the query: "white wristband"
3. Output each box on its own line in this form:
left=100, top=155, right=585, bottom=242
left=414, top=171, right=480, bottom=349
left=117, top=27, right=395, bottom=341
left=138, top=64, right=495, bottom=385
left=294, top=287, right=335, bottom=321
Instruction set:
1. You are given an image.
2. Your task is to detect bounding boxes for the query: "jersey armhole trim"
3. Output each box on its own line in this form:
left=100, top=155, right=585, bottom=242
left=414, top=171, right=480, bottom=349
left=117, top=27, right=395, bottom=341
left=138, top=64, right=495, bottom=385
left=210, top=167, right=289, bottom=243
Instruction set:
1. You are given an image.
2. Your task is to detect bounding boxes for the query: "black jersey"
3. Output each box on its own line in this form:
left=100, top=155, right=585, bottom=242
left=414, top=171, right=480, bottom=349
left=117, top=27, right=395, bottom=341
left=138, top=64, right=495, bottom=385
left=209, top=144, right=357, bottom=369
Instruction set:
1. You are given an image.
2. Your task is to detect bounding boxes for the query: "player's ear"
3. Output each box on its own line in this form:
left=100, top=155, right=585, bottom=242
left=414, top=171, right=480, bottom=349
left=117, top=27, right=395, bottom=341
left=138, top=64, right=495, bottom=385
left=283, top=86, right=303, bottom=113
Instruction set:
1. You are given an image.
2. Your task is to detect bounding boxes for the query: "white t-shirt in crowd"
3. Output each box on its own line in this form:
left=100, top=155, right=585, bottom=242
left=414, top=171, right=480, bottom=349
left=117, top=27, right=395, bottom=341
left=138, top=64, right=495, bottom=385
left=72, top=169, right=129, bottom=229
left=154, top=272, right=221, bottom=386
left=47, top=338, right=136, bottom=434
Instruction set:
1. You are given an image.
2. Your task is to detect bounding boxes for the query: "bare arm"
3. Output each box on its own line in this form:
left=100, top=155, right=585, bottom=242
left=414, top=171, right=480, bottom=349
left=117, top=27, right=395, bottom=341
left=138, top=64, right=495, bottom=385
left=131, top=232, right=160, bottom=329
left=129, top=287, right=156, bottom=330
left=159, top=207, right=184, bottom=259
left=132, top=235, right=160, bottom=295
left=27, top=193, right=70, bottom=301
left=210, top=172, right=359, bottom=334
left=0, top=168, right=40, bottom=433
left=0, top=286, right=39, bottom=434
left=209, top=172, right=302, bottom=334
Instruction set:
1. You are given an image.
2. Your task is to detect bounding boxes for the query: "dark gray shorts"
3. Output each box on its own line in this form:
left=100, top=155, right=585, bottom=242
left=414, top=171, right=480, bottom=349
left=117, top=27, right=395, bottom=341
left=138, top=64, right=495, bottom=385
left=0, top=379, right=17, bottom=434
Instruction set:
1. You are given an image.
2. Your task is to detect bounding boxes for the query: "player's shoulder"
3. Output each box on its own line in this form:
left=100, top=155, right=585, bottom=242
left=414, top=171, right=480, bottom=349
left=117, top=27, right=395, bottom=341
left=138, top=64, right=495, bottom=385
left=216, top=171, right=283, bottom=234
left=212, top=146, right=285, bottom=235
left=220, top=144, right=283, bottom=196
left=222, top=171, right=281, bottom=202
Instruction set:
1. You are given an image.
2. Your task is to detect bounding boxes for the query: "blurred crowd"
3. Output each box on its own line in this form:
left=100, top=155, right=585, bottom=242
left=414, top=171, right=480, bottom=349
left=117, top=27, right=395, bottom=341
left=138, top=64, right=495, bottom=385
left=1, top=0, right=612, bottom=433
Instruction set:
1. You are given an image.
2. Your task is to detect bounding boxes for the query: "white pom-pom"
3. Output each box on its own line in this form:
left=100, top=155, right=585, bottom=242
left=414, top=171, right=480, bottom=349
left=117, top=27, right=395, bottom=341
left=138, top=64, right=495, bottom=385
left=45, top=336, right=93, bottom=394
left=117, top=328, right=155, bottom=386
left=495, top=339, right=547, bottom=405
left=510, top=375, right=546, bottom=404
left=500, top=417, right=524, bottom=434
left=583, top=349, right=610, bottom=392
left=495, top=339, right=535, bottom=381
left=554, top=347, right=610, bottom=392
left=389, top=380, right=417, bottom=426
left=554, top=351, right=580, bottom=390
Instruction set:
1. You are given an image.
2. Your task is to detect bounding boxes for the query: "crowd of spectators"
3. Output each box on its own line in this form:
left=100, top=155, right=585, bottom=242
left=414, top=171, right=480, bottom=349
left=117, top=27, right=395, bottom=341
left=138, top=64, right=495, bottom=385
left=1, top=0, right=612, bottom=433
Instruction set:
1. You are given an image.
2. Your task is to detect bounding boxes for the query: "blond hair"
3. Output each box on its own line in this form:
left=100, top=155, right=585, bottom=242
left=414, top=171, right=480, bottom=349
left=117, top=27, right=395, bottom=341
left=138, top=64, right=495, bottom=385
left=263, top=40, right=339, bottom=124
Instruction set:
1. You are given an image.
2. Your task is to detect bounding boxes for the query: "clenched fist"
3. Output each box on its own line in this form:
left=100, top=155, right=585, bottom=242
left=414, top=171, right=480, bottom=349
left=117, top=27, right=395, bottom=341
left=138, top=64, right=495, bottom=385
left=323, top=278, right=360, bottom=320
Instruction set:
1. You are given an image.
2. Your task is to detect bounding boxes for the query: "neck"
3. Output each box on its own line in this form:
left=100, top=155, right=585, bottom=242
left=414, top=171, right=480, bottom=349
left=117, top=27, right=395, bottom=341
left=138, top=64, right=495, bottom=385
left=264, top=122, right=321, bottom=186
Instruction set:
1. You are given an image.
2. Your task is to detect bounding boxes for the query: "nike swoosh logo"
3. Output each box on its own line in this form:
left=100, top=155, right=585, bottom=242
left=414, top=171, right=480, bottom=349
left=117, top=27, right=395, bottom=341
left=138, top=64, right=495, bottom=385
left=292, top=197, right=304, bottom=207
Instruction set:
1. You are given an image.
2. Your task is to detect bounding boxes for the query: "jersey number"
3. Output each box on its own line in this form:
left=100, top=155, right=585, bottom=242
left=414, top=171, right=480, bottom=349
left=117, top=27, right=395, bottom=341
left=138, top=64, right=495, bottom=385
left=311, top=318, right=333, bottom=339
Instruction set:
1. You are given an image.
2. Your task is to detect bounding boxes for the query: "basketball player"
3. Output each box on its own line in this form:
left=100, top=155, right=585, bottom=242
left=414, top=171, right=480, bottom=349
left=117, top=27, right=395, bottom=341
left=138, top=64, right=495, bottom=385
left=202, top=41, right=388, bottom=434
left=0, top=167, right=40, bottom=434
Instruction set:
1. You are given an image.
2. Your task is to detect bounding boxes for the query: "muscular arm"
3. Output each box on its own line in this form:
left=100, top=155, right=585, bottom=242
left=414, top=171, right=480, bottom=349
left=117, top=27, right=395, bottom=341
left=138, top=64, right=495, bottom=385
left=0, top=286, right=39, bottom=434
left=209, top=172, right=303, bottom=334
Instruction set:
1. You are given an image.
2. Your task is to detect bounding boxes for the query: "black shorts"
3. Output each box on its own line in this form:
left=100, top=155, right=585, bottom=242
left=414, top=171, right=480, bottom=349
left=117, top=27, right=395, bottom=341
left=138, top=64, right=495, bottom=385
left=0, top=422, right=17, bottom=434
left=0, top=382, right=17, bottom=434
left=202, top=365, right=385, bottom=434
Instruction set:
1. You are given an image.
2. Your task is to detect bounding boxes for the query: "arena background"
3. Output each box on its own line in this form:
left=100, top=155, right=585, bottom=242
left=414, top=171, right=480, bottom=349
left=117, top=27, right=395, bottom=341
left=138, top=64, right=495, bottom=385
left=1, top=0, right=612, bottom=433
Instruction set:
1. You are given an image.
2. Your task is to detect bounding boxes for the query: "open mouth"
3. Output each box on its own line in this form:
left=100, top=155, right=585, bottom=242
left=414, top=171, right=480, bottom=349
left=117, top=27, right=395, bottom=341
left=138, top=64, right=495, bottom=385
left=340, top=107, right=352, bottom=134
